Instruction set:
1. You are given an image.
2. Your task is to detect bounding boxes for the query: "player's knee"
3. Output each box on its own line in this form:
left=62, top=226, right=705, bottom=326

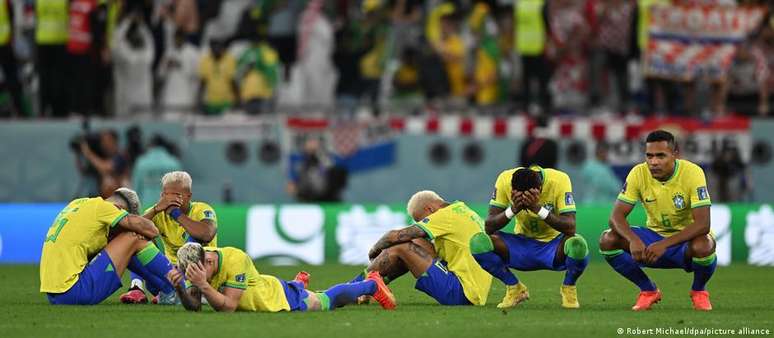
left=598, top=230, right=618, bottom=251
left=469, top=232, right=494, bottom=255
left=564, top=235, right=589, bottom=260
left=689, top=235, right=715, bottom=258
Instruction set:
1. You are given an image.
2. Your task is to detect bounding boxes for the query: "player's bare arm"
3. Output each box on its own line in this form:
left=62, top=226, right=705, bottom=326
left=167, top=268, right=202, bottom=311
left=485, top=190, right=524, bottom=234
left=186, top=262, right=241, bottom=312
left=368, top=225, right=428, bottom=260
left=117, top=214, right=160, bottom=239
left=142, top=194, right=182, bottom=220
left=176, top=217, right=217, bottom=243
left=609, top=200, right=647, bottom=262
left=644, top=206, right=711, bottom=264
left=521, top=189, right=576, bottom=236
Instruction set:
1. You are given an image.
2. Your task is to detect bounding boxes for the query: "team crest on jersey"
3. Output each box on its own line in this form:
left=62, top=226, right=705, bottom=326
left=672, top=193, right=686, bottom=210
left=697, top=186, right=709, bottom=201
left=421, top=218, right=430, bottom=224
left=235, top=274, right=245, bottom=283
left=565, top=192, right=575, bottom=206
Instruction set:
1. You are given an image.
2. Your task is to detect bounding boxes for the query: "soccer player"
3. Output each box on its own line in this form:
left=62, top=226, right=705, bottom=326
left=121, top=171, right=218, bottom=304
left=599, top=130, right=715, bottom=311
left=40, top=188, right=177, bottom=305
left=473, top=165, right=589, bottom=309
left=356, top=190, right=492, bottom=306
left=169, top=243, right=396, bottom=312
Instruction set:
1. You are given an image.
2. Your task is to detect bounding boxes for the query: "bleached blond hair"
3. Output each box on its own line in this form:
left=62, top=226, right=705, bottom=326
left=406, top=190, right=444, bottom=221
left=161, top=171, right=192, bottom=190
left=177, top=242, right=205, bottom=273
left=110, top=187, right=141, bottom=215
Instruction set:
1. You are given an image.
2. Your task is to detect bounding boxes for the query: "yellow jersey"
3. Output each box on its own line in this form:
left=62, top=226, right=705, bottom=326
left=490, top=166, right=576, bottom=242
left=40, top=197, right=128, bottom=293
left=617, top=159, right=712, bottom=236
left=204, top=247, right=291, bottom=312
left=414, top=201, right=493, bottom=306
left=442, top=35, right=466, bottom=97
left=147, top=201, right=217, bottom=264
left=199, top=53, right=237, bottom=104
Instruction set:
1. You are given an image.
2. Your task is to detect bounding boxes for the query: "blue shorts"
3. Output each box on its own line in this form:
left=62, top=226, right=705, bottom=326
left=497, top=232, right=566, bottom=271
left=629, top=226, right=691, bottom=271
left=280, top=279, right=310, bottom=312
left=414, top=260, right=472, bottom=306
left=47, top=250, right=123, bottom=305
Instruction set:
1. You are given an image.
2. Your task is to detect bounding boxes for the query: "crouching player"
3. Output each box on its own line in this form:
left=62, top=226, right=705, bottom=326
left=599, top=130, right=716, bottom=311
left=40, top=188, right=177, bottom=305
left=168, top=243, right=396, bottom=312
left=475, top=166, right=589, bottom=309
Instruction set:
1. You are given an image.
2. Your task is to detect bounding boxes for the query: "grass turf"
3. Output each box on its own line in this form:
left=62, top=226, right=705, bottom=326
left=1, top=263, right=772, bottom=338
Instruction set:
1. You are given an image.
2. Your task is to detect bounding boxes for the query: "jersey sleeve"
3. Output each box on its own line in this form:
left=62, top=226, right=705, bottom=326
left=97, top=199, right=128, bottom=228
left=617, top=167, right=641, bottom=205
left=414, top=215, right=448, bottom=240
left=191, top=203, right=218, bottom=225
left=223, top=252, right=250, bottom=290
left=686, top=165, right=712, bottom=209
left=554, top=173, right=576, bottom=214
left=489, top=171, right=511, bottom=209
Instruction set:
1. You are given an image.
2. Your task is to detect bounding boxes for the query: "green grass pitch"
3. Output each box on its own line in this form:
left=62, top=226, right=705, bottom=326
left=1, top=263, right=772, bottom=338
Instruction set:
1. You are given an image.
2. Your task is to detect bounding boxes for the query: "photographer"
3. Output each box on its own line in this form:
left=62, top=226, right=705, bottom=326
left=79, top=129, right=130, bottom=198
left=287, top=137, right=348, bottom=202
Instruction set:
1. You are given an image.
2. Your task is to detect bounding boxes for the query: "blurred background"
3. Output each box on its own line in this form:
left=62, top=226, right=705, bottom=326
left=1, top=0, right=773, bottom=268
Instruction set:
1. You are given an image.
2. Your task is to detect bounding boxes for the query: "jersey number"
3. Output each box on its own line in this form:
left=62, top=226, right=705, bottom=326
left=45, top=218, right=68, bottom=243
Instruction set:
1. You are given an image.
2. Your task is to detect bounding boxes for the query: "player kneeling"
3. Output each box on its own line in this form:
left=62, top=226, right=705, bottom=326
left=169, top=243, right=396, bottom=312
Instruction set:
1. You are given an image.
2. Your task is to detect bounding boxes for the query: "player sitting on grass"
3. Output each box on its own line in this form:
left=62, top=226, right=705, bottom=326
left=40, top=188, right=177, bottom=305
left=474, top=165, right=588, bottom=309
left=353, top=190, right=492, bottom=306
left=599, top=130, right=715, bottom=311
left=121, top=171, right=218, bottom=304
left=169, top=243, right=396, bottom=312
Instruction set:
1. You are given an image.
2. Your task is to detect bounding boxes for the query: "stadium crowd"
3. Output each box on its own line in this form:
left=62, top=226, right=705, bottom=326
left=0, top=0, right=772, bottom=119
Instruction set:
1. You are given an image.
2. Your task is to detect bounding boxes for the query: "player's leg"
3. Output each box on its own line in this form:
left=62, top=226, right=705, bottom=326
left=599, top=228, right=661, bottom=310
left=105, top=232, right=177, bottom=301
left=470, top=233, right=519, bottom=286
left=480, top=232, right=535, bottom=309
left=367, top=239, right=435, bottom=282
left=555, top=234, right=589, bottom=309
left=687, top=234, right=716, bottom=310
left=119, top=271, right=149, bottom=304
left=598, top=229, right=657, bottom=291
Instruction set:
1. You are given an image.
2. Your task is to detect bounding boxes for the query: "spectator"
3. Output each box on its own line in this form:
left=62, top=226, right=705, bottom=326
left=35, top=0, right=71, bottom=117
left=197, top=38, right=238, bottom=115
left=358, top=3, right=389, bottom=114
left=67, top=0, right=108, bottom=117
left=590, top=0, right=637, bottom=113
left=236, top=33, right=280, bottom=115
left=579, top=142, right=621, bottom=204
left=546, top=0, right=591, bottom=113
left=435, top=12, right=466, bottom=100
left=132, top=134, right=182, bottom=208
left=267, top=0, right=304, bottom=78
left=710, top=146, right=749, bottom=202
left=519, top=116, right=559, bottom=168
left=467, top=3, right=500, bottom=107
left=515, top=0, right=552, bottom=114
left=291, top=0, right=336, bottom=108
left=79, top=129, right=129, bottom=198
left=720, top=38, right=770, bottom=116
left=392, top=47, right=421, bottom=97
left=0, top=0, right=23, bottom=117
left=112, top=13, right=154, bottom=117
left=157, top=29, right=200, bottom=112
left=287, top=137, right=348, bottom=202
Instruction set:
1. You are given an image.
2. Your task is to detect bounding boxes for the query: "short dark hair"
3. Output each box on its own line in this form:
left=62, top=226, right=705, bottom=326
left=511, top=168, right=541, bottom=192
left=645, top=130, right=676, bottom=150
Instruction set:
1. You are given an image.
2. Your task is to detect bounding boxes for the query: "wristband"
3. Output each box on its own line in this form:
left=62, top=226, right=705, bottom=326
left=537, top=207, right=550, bottom=220
left=504, top=207, right=515, bottom=219
left=170, top=208, right=183, bottom=221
